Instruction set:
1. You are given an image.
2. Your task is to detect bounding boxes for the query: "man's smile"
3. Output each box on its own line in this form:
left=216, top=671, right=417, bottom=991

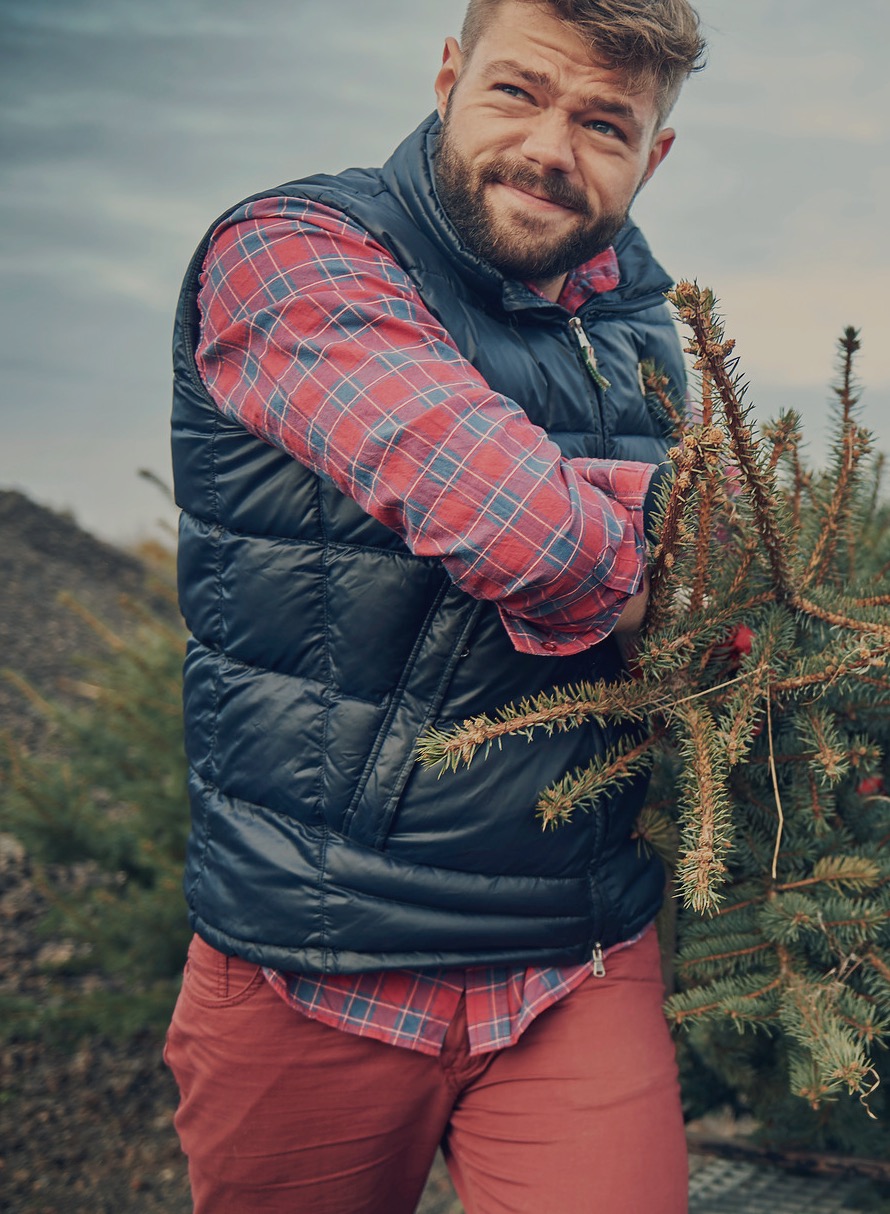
left=491, top=179, right=580, bottom=214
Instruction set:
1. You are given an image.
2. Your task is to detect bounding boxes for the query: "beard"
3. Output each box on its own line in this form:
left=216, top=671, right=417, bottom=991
left=434, top=115, right=631, bottom=284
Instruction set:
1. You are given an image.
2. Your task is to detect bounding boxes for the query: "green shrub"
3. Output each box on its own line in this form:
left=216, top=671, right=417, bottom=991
left=1, top=586, right=190, bottom=1042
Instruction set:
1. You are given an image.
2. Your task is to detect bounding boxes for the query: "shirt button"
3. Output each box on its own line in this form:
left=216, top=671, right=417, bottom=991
left=542, top=641, right=558, bottom=653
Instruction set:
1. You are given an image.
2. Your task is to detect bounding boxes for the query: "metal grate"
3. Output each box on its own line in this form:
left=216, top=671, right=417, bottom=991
left=689, top=1158, right=862, bottom=1213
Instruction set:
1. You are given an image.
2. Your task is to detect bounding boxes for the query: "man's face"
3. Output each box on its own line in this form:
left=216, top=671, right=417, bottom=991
left=433, top=1, right=675, bottom=293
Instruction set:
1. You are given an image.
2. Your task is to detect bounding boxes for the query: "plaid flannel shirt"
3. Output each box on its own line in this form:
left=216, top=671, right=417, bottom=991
left=196, top=194, right=657, bottom=1055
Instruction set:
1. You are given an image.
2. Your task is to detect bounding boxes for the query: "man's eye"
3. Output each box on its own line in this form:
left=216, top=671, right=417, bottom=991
left=585, top=120, right=621, bottom=138
left=495, top=83, right=531, bottom=101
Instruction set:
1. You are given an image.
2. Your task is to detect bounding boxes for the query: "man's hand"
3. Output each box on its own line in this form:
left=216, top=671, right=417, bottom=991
left=612, top=572, right=649, bottom=636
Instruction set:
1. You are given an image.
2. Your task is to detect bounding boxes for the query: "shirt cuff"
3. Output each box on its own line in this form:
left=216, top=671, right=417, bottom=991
left=497, top=460, right=659, bottom=656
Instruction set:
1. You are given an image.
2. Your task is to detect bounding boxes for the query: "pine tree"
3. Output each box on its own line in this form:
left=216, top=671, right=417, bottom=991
left=419, top=285, right=890, bottom=1150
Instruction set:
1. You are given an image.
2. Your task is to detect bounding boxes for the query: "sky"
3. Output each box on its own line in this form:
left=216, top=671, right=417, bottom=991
left=1, top=0, right=888, bottom=544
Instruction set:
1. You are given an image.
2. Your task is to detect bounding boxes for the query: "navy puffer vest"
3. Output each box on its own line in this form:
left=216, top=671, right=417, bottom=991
left=172, top=115, right=684, bottom=971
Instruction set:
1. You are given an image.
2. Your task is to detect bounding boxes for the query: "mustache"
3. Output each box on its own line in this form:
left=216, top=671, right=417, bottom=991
left=480, top=159, right=591, bottom=215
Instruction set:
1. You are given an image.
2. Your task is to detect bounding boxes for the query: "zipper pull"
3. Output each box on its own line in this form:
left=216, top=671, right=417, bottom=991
left=592, top=943, right=606, bottom=978
left=569, top=316, right=611, bottom=392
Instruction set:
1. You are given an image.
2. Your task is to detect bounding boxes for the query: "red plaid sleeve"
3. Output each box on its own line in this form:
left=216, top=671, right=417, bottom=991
left=196, top=196, right=656, bottom=655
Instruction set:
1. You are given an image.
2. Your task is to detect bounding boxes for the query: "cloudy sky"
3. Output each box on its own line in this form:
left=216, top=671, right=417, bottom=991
left=2, top=0, right=888, bottom=543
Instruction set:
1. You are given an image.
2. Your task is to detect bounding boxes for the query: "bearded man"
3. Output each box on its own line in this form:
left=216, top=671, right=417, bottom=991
left=165, top=2, right=706, bottom=1210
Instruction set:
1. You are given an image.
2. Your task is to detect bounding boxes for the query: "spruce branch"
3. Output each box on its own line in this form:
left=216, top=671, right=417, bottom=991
left=689, top=467, right=720, bottom=615
left=633, top=801, right=679, bottom=868
left=863, top=451, right=885, bottom=530
left=864, top=950, right=890, bottom=985
left=770, top=640, right=890, bottom=695
left=781, top=978, right=876, bottom=1101
left=646, top=426, right=720, bottom=630
left=798, top=331, right=866, bottom=585
left=716, top=609, right=791, bottom=766
left=725, top=539, right=761, bottom=602
left=700, top=364, right=714, bottom=427
left=673, top=701, right=733, bottom=912
left=640, top=359, right=685, bottom=438
left=416, top=677, right=656, bottom=772
left=763, top=411, right=803, bottom=475
left=666, top=973, right=783, bottom=1028
left=675, top=938, right=773, bottom=978
left=670, top=282, right=797, bottom=601
left=796, top=707, right=853, bottom=786
left=535, top=732, right=659, bottom=829
left=802, top=424, right=871, bottom=591
left=790, top=595, right=890, bottom=641
left=836, top=327, right=862, bottom=422
left=639, top=590, right=774, bottom=674
left=789, top=440, right=810, bottom=536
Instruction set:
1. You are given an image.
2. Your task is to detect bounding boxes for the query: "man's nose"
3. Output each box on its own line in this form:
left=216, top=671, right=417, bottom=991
left=520, top=112, right=576, bottom=174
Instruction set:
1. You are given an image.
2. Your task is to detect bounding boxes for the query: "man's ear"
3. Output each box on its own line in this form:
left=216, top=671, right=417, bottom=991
left=434, top=37, right=463, bottom=119
left=640, top=127, right=675, bottom=187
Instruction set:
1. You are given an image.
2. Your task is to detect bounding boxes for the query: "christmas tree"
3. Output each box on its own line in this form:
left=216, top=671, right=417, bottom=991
left=419, top=284, right=890, bottom=1154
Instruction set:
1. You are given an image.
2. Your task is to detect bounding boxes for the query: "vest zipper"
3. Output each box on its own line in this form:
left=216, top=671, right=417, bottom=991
left=592, top=942, right=606, bottom=977
left=568, top=316, right=611, bottom=392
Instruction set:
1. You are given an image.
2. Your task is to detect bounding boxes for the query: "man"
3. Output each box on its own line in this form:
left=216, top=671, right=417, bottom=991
left=165, top=1, right=706, bottom=1210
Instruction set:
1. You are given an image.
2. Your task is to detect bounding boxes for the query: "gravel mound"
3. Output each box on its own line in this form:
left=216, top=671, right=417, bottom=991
left=0, top=490, right=177, bottom=748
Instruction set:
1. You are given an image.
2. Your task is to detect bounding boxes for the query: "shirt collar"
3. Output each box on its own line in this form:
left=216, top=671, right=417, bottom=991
left=524, top=247, right=621, bottom=313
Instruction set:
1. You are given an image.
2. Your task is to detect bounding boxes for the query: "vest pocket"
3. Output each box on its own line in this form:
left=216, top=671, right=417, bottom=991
left=340, top=591, right=483, bottom=848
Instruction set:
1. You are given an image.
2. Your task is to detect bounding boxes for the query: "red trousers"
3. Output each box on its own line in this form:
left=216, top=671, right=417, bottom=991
left=164, top=928, right=687, bottom=1213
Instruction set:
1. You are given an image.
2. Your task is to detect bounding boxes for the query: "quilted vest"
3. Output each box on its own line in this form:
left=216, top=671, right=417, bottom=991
left=172, top=115, right=685, bottom=972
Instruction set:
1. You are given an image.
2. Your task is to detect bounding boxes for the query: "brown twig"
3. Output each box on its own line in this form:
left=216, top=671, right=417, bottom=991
left=766, top=695, right=784, bottom=879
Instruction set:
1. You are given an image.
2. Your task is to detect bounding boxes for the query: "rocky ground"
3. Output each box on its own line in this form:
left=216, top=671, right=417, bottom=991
left=0, top=490, right=462, bottom=1212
